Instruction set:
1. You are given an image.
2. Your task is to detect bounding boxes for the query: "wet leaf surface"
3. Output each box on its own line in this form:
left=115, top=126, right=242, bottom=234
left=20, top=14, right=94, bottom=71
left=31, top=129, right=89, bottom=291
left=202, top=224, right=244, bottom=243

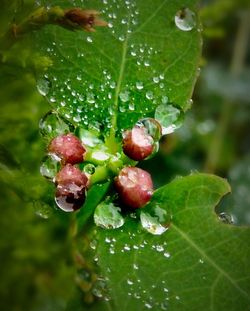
left=93, top=174, right=250, bottom=310
left=36, top=0, right=201, bottom=135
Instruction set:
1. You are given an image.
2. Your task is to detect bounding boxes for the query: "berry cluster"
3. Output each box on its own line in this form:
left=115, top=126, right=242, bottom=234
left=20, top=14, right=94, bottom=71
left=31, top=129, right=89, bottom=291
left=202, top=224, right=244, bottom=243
left=43, top=118, right=161, bottom=213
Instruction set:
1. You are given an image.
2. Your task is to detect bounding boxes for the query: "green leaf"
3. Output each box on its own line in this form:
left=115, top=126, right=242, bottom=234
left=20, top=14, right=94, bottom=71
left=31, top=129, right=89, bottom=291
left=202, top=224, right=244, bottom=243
left=36, top=0, right=201, bottom=136
left=92, top=174, right=250, bottom=310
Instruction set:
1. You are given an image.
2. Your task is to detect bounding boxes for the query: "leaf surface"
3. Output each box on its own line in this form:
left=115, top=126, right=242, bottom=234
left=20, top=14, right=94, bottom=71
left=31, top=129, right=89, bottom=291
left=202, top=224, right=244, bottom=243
left=94, top=174, right=250, bottom=310
left=36, top=0, right=201, bottom=135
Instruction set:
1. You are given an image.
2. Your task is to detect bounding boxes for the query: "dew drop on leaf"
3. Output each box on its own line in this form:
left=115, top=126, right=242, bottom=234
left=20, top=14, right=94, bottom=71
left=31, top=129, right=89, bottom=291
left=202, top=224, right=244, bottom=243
left=136, top=81, right=144, bottom=90
left=146, top=91, right=153, bottom=100
left=33, top=201, right=53, bottom=219
left=92, top=277, right=110, bottom=299
left=154, top=103, right=184, bottom=134
left=140, top=205, right=170, bottom=235
left=40, top=155, right=59, bottom=180
left=76, top=128, right=102, bottom=148
left=119, top=90, right=130, bottom=102
left=39, top=111, right=74, bottom=138
left=83, top=163, right=96, bottom=175
left=175, top=8, right=196, bottom=32
left=94, top=202, right=125, bottom=229
left=136, top=118, right=162, bottom=142
left=36, top=76, right=51, bottom=96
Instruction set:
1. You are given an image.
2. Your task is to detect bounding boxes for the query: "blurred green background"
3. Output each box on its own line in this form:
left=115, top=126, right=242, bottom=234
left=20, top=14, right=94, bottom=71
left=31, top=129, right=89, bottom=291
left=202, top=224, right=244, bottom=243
left=0, top=0, right=249, bottom=310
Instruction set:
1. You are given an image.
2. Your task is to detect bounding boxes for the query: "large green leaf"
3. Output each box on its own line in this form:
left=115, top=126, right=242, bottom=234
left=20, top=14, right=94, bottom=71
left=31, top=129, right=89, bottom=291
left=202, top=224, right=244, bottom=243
left=36, top=0, right=201, bottom=135
left=92, top=174, right=250, bottom=310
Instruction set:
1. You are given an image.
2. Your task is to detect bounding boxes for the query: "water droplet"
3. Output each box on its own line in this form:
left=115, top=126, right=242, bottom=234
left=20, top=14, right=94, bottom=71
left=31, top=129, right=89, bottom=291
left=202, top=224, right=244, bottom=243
left=145, top=302, right=153, bottom=309
left=87, top=36, right=93, bottom=43
left=39, top=111, right=74, bottom=138
left=83, top=163, right=96, bottom=175
left=175, top=8, right=196, bottom=31
left=86, top=93, right=95, bottom=104
left=55, top=183, right=86, bottom=212
left=153, top=76, right=160, bottom=83
left=33, top=201, right=53, bottom=219
left=154, top=103, right=184, bottom=134
left=156, top=245, right=164, bottom=252
left=140, top=205, right=171, bottom=235
left=127, top=279, right=134, bottom=285
left=136, top=118, right=162, bottom=142
left=94, top=202, right=125, bottom=229
left=76, top=128, right=101, bottom=148
left=146, top=91, right=153, bottom=100
left=119, top=91, right=130, bottom=102
left=164, top=252, right=171, bottom=258
left=218, top=212, right=234, bottom=224
left=92, top=277, right=109, bottom=299
left=36, top=77, right=51, bottom=96
left=129, top=102, right=135, bottom=111
left=92, top=150, right=110, bottom=163
left=136, top=81, right=144, bottom=90
left=40, top=155, right=59, bottom=180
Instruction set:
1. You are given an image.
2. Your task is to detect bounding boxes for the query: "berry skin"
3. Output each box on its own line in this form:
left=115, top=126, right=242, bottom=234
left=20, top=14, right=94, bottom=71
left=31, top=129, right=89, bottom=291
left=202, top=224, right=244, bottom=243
left=48, top=133, right=86, bottom=164
left=55, top=163, right=88, bottom=187
left=55, top=164, right=89, bottom=212
left=122, top=126, right=154, bottom=161
left=115, top=167, right=153, bottom=209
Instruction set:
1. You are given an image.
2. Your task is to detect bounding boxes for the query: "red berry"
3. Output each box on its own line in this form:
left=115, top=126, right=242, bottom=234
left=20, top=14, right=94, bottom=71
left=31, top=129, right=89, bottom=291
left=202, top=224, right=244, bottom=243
left=55, top=163, right=88, bottom=187
left=55, top=164, right=89, bottom=212
left=115, top=167, right=153, bottom=209
left=48, top=133, right=86, bottom=164
left=122, top=126, right=154, bottom=161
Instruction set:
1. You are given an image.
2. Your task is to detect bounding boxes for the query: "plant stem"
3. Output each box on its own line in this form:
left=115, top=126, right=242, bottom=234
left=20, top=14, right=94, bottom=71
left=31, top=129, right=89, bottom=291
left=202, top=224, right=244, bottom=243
left=204, top=11, right=250, bottom=173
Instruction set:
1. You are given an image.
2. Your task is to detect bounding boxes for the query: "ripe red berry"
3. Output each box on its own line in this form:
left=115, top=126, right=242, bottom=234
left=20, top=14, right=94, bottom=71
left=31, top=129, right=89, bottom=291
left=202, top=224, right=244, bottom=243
left=55, top=164, right=89, bottom=212
left=48, top=133, right=86, bottom=164
left=122, top=126, right=154, bottom=161
left=115, top=167, right=153, bottom=209
left=55, top=163, right=88, bottom=187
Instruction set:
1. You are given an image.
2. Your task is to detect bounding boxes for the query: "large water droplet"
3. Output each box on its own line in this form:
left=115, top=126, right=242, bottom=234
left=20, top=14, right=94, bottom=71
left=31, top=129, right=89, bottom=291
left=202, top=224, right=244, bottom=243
left=36, top=77, right=51, bottom=96
left=175, top=8, right=196, bottom=31
left=76, top=128, right=102, bottom=148
left=140, top=205, right=171, bottom=235
left=94, top=202, right=125, bottom=229
left=154, top=103, right=184, bottom=134
left=55, top=183, right=86, bottom=212
left=136, top=118, right=162, bottom=142
left=40, top=155, right=59, bottom=180
left=39, top=111, right=74, bottom=138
